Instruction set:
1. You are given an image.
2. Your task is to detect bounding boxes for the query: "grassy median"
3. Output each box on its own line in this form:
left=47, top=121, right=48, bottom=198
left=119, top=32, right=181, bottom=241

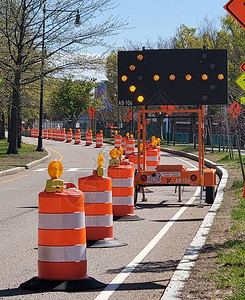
left=0, top=138, right=47, bottom=171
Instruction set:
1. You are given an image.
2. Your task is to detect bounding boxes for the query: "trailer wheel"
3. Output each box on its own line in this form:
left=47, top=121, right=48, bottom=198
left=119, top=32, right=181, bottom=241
left=205, top=186, right=215, bottom=204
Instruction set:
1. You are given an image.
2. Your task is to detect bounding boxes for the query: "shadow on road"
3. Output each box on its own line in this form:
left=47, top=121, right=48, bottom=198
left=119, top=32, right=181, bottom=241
left=106, top=259, right=180, bottom=274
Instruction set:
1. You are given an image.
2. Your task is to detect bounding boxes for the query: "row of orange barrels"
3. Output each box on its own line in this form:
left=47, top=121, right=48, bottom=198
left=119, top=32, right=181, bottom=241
left=30, top=128, right=103, bottom=147
left=115, top=134, right=161, bottom=171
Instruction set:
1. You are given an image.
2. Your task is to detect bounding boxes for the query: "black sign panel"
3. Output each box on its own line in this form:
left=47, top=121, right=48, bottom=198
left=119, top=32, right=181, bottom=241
left=118, top=49, right=228, bottom=106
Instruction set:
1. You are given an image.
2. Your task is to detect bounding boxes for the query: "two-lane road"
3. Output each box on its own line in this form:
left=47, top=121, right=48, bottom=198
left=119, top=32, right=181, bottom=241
left=0, top=137, right=212, bottom=299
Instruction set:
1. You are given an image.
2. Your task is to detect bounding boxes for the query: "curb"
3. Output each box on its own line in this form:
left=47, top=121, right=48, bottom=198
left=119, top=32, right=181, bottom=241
left=0, top=149, right=51, bottom=178
left=160, top=149, right=228, bottom=299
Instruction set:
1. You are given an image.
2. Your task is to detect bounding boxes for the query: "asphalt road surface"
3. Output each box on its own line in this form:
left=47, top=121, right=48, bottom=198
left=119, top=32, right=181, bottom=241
left=0, top=137, right=213, bottom=300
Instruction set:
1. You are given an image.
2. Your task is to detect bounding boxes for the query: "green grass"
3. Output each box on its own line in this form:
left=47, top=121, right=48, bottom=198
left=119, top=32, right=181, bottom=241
left=210, top=178, right=245, bottom=297
left=0, top=138, right=47, bottom=171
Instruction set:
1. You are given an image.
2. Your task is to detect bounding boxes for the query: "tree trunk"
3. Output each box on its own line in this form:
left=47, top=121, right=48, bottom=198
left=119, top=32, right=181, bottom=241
left=7, top=72, right=21, bottom=154
left=0, top=111, right=5, bottom=139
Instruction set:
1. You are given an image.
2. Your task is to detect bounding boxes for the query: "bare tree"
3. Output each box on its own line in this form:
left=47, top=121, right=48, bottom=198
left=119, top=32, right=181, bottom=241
left=0, top=0, right=126, bottom=153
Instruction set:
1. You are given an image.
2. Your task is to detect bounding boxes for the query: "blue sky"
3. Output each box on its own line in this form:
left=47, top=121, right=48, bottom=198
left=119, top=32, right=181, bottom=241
left=102, top=0, right=228, bottom=51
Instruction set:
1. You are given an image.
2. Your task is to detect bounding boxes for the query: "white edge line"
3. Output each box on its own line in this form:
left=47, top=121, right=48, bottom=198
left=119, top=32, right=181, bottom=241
left=94, top=187, right=200, bottom=300
left=174, top=156, right=198, bottom=170
left=161, top=166, right=228, bottom=300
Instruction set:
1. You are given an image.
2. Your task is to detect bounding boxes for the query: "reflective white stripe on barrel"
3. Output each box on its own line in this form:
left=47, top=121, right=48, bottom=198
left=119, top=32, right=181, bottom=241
left=83, top=191, right=112, bottom=203
left=85, top=215, right=113, bottom=227
left=112, top=196, right=134, bottom=206
left=111, top=178, right=134, bottom=187
left=38, top=244, right=86, bottom=262
left=38, top=212, right=85, bottom=229
left=147, top=156, right=159, bottom=161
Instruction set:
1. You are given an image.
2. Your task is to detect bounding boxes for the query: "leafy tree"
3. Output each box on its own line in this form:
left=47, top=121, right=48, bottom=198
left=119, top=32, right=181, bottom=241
left=0, top=0, right=126, bottom=154
left=48, top=78, right=96, bottom=128
left=106, top=50, right=118, bottom=107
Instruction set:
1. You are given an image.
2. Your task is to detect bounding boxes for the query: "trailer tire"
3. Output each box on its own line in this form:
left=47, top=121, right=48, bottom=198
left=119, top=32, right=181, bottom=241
left=205, top=186, right=215, bottom=204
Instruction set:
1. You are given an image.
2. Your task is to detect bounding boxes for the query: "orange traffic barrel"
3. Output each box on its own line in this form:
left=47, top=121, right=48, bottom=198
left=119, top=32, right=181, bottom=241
left=128, top=152, right=143, bottom=171
left=55, top=129, right=60, bottom=141
left=108, top=161, right=135, bottom=217
left=66, top=128, right=73, bottom=143
left=78, top=171, right=126, bottom=247
left=146, top=148, right=159, bottom=171
left=95, top=131, right=103, bottom=148
left=47, top=128, right=52, bottom=139
left=60, top=128, right=66, bottom=141
left=38, top=183, right=87, bottom=281
left=85, top=130, right=93, bottom=146
left=33, top=128, right=38, bottom=138
left=43, top=129, right=48, bottom=139
left=107, top=149, right=143, bottom=221
left=114, top=134, right=122, bottom=149
left=125, top=135, right=135, bottom=157
left=51, top=128, right=56, bottom=140
left=74, top=129, right=81, bottom=144
left=30, top=128, right=35, bottom=137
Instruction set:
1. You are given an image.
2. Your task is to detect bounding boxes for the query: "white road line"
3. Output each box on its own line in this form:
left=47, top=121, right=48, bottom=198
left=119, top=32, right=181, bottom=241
left=33, top=168, right=47, bottom=172
left=174, top=156, right=198, bottom=170
left=66, top=168, right=79, bottom=172
left=94, top=187, right=200, bottom=300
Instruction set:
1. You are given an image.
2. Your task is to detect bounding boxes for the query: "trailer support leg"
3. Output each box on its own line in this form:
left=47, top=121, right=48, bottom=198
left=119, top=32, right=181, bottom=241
left=198, top=186, right=204, bottom=208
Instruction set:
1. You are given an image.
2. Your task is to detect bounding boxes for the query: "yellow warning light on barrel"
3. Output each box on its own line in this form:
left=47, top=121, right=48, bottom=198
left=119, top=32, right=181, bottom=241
left=48, top=160, right=63, bottom=179
left=169, top=74, right=176, bottom=81
left=185, top=74, right=192, bottom=81
left=98, top=153, right=104, bottom=168
left=202, top=74, right=208, bottom=80
left=121, top=75, right=128, bottom=82
left=129, top=85, right=136, bottom=92
left=137, top=95, right=144, bottom=103
left=129, top=65, right=136, bottom=71
left=153, top=75, right=160, bottom=81
left=110, top=148, right=119, bottom=159
left=137, top=54, right=143, bottom=61
left=218, top=74, right=224, bottom=80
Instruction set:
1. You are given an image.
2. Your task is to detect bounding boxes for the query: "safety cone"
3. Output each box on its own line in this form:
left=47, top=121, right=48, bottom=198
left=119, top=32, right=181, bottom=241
left=108, top=148, right=143, bottom=221
left=19, top=160, right=105, bottom=292
left=78, top=154, right=127, bottom=248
